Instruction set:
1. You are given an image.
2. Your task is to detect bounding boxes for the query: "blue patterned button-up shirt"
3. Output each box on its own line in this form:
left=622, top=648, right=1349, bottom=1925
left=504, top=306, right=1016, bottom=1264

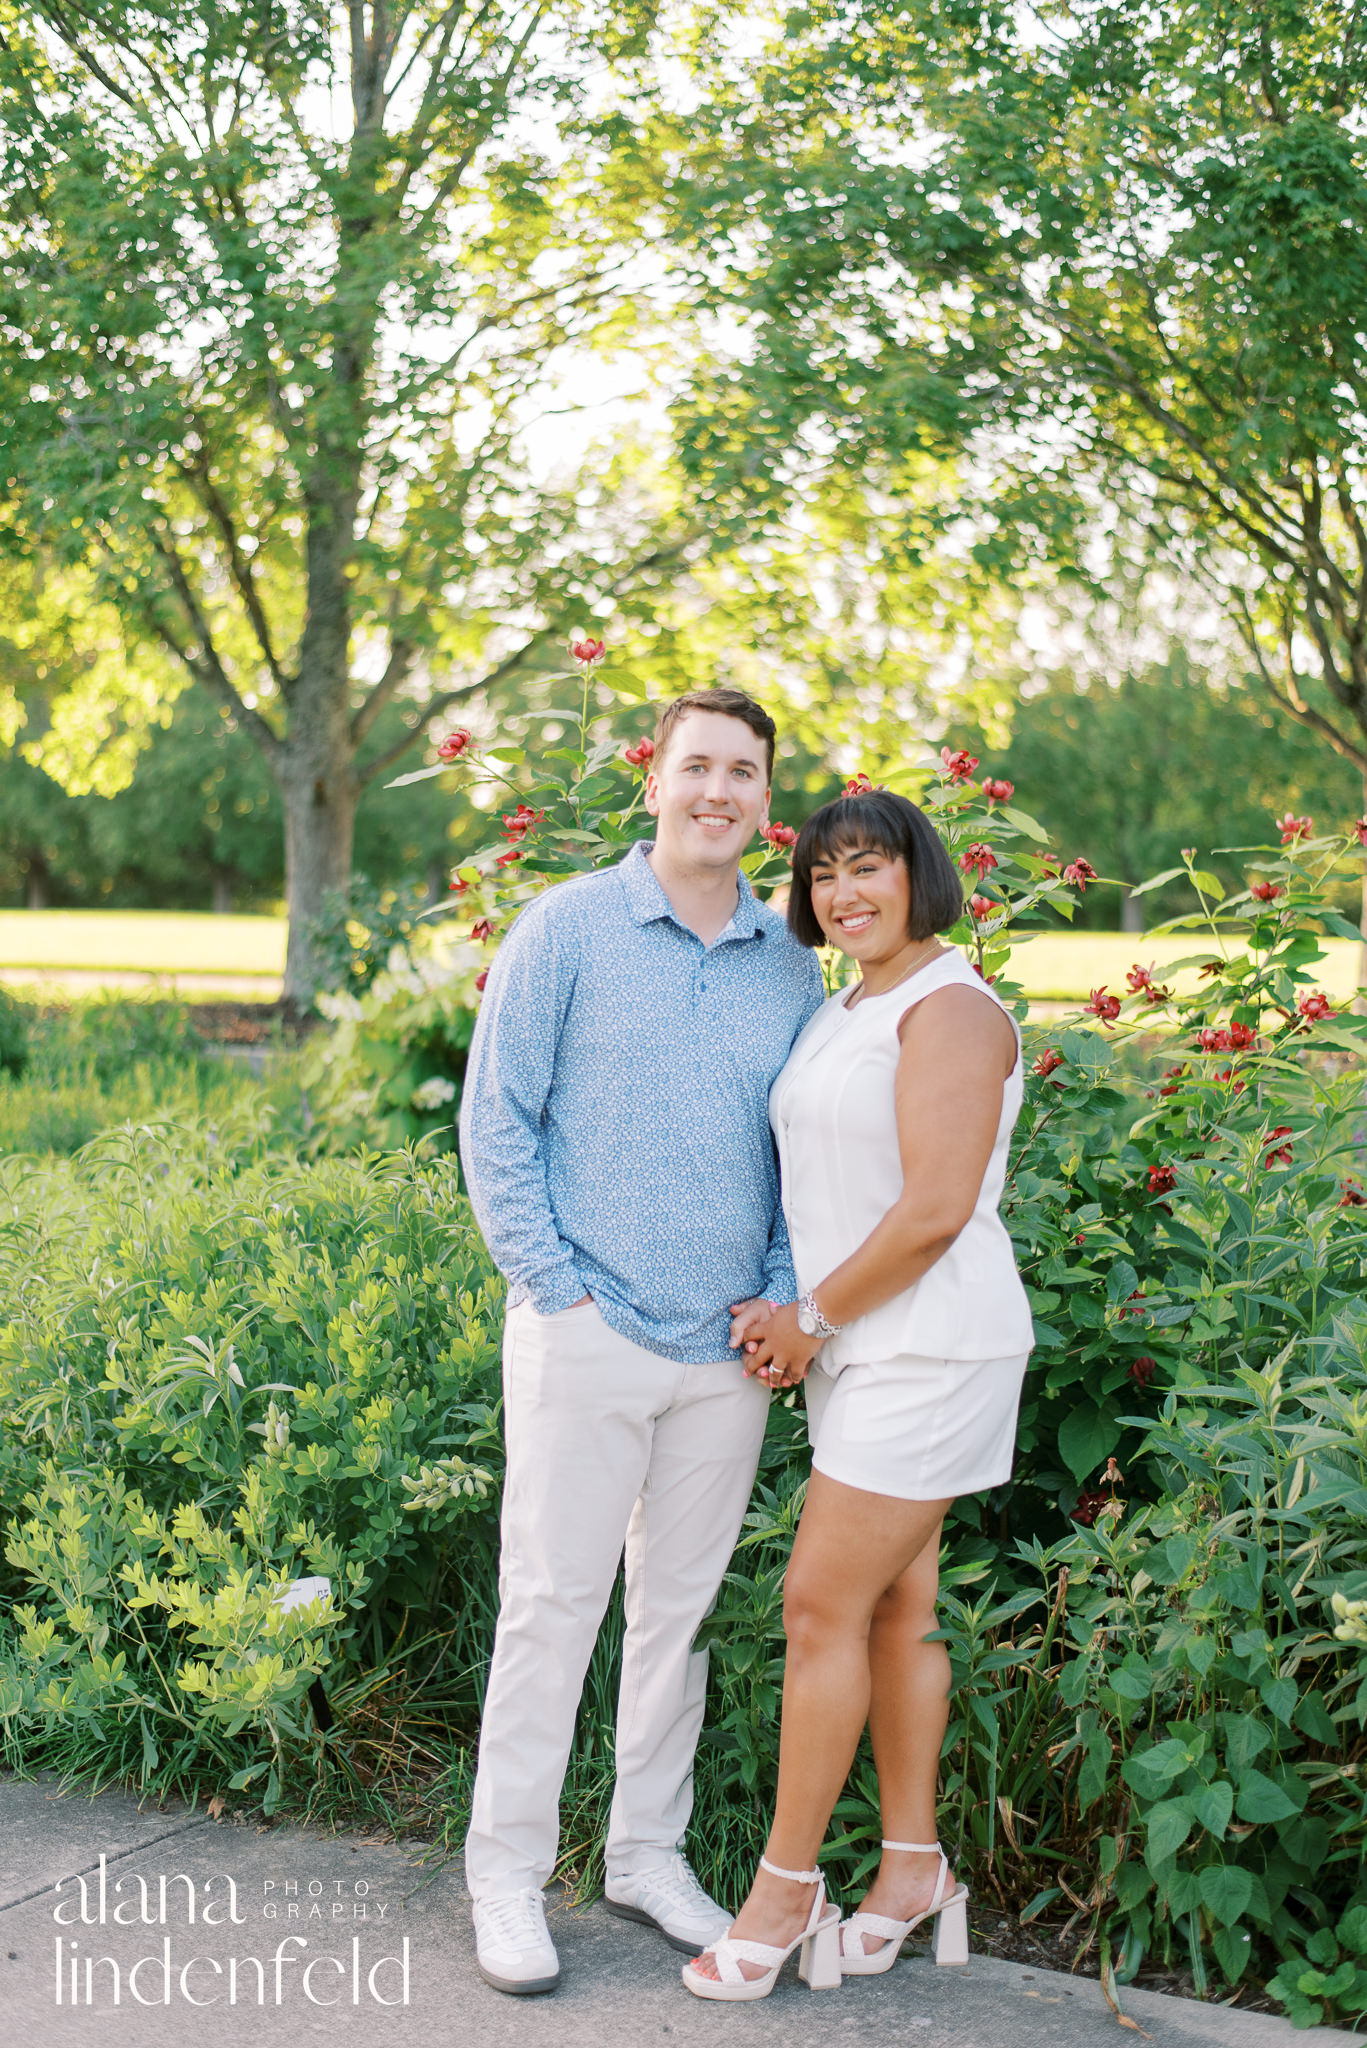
left=459, top=840, right=825, bottom=1363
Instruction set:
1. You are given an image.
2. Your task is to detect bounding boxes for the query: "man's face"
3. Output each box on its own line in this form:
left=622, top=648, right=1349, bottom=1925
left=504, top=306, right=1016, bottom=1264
left=644, top=710, right=771, bottom=871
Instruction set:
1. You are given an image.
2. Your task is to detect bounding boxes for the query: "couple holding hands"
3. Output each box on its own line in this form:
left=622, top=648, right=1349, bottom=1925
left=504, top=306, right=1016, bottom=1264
left=458, top=687, right=1032, bottom=2002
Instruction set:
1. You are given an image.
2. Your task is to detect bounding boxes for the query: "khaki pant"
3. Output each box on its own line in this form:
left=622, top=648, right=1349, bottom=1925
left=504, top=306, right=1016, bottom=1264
left=464, top=1297, right=770, bottom=1898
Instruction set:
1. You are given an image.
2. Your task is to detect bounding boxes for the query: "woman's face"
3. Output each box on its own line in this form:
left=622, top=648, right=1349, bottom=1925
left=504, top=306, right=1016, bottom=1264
left=807, top=842, right=914, bottom=963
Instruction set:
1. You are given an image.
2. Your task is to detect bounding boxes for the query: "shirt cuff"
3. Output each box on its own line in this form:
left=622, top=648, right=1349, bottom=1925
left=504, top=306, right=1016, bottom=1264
left=761, top=1260, right=798, bottom=1305
left=524, top=1266, right=587, bottom=1316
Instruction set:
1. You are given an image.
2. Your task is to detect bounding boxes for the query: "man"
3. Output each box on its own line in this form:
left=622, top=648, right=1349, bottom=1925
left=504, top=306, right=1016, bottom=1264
left=458, top=687, right=824, bottom=1994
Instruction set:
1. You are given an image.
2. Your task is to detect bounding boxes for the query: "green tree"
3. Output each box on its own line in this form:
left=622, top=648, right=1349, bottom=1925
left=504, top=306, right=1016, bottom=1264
left=672, top=1, right=1367, bottom=894
left=0, top=2, right=709, bottom=996
left=962, top=655, right=1362, bottom=930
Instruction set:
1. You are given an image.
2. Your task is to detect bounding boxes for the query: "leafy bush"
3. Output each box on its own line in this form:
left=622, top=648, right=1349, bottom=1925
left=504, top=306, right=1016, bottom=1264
left=0, top=986, right=29, bottom=1077
left=307, top=873, right=431, bottom=1000
left=306, top=951, right=480, bottom=1155
left=0, top=994, right=304, bottom=1157
left=0, top=1126, right=505, bottom=1809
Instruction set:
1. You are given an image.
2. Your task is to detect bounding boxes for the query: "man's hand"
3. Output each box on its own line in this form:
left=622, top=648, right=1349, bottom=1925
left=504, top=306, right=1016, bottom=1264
left=729, top=1296, right=775, bottom=1351
left=731, top=1299, right=822, bottom=1389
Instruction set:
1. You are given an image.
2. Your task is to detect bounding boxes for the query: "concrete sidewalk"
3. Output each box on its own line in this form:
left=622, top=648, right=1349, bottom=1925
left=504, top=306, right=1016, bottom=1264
left=0, top=1774, right=1348, bottom=2047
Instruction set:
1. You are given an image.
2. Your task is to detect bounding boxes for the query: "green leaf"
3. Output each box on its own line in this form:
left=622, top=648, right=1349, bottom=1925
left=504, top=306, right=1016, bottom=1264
left=1337, top=1907, right=1367, bottom=1956
left=1293, top=1690, right=1338, bottom=1745
left=1211, top=1922, right=1254, bottom=1985
left=1192, top=1779, right=1234, bottom=1839
left=1109, top=1661, right=1153, bottom=1701
left=1144, top=1798, right=1196, bottom=1866
left=1234, top=1769, right=1299, bottom=1823
left=1259, top=1675, right=1297, bottom=1725
left=1058, top=1399, right=1117, bottom=1480
left=1191, top=871, right=1226, bottom=901
left=1198, top=1864, right=1253, bottom=1927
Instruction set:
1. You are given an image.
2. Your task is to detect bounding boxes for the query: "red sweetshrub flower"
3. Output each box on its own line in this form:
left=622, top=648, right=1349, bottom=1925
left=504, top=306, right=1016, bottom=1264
left=1063, top=857, right=1098, bottom=891
left=623, top=739, right=656, bottom=767
left=940, top=746, right=979, bottom=783
left=470, top=918, right=496, bottom=943
left=448, top=874, right=470, bottom=895
left=474, top=969, right=489, bottom=992
left=1148, top=1164, right=1177, bottom=1195
left=1070, top=1489, right=1111, bottom=1528
left=569, top=636, right=606, bottom=666
left=1035, top=851, right=1059, bottom=878
left=1354, top=818, right=1367, bottom=847
left=1277, top=811, right=1312, bottom=844
left=1197, top=1027, right=1231, bottom=1052
left=1198, top=960, right=1224, bottom=980
left=971, top=962, right=999, bottom=984
left=437, top=728, right=472, bottom=762
left=1129, top=1356, right=1157, bottom=1387
left=1227, top=1022, right=1259, bottom=1050
left=1033, top=1048, right=1064, bottom=1078
left=495, top=848, right=525, bottom=867
left=501, top=804, right=546, bottom=842
left=1340, top=1179, right=1366, bottom=1207
left=843, top=772, right=879, bottom=797
left=1158, top=1065, right=1186, bottom=1096
left=960, top=842, right=998, bottom=881
left=1297, top=990, right=1334, bottom=1022
left=1086, top=986, right=1121, bottom=1025
left=761, top=821, right=798, bottom=851
left=1214, top=1068, right=1247, bottom=1092
left=1249, top=880, right=1282, bottom=902
left=1264, top=1126, right=1294, bottom=1169
left=983, top=777, right=1014, bottom=804
left=1121, top=1290, right=1147, bottom=1318
left=970, top=893, right=998, bottom=920
left=1126, top=963, right=1155, bottom=993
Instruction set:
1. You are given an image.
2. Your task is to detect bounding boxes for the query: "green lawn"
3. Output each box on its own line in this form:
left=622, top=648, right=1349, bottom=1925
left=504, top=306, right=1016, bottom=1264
left=0, top=910, right=1359, bottom=1002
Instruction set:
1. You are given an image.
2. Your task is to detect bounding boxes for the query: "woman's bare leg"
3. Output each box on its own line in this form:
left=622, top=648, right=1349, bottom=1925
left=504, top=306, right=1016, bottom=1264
left=688, top=1472, right=951, bottom=1983
left=842, top=1524, right=956, bottom=1952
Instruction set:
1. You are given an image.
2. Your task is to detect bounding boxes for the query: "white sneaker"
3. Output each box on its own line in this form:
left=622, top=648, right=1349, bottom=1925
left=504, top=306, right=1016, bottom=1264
left=605, top=1853, right=732, bottom=1954
left=472, top=1887, right=561, bottom=1994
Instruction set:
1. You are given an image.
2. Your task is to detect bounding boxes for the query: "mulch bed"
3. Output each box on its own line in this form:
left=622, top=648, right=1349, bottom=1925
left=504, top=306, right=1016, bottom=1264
left=185, top=999, right=320, bottom=1047
left=956, top=1902, right=1277, bottom=2016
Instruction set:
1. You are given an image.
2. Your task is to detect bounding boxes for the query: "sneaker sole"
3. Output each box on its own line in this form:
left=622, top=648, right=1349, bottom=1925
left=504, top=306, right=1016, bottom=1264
left=603, top=1897, right=710, bottom=1956
left=476, top=1960, right=561, bottom=1996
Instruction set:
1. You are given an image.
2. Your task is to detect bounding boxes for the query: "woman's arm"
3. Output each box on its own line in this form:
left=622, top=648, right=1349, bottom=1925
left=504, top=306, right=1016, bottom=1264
left=737, top=984, right=1017, bottom=1383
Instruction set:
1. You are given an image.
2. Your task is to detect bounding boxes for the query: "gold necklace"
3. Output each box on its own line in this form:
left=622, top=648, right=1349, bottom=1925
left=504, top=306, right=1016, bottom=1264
left=846, top=936, right=945, bottom=1008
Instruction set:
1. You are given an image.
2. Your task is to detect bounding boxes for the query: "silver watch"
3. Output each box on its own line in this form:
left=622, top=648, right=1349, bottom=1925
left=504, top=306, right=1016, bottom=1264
left=797, top=1290, right=841, bottom=1340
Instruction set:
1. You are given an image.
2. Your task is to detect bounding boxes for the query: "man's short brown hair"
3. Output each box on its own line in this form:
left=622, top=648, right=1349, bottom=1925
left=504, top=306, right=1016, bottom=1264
left=652, top=688, right=777, bottom=781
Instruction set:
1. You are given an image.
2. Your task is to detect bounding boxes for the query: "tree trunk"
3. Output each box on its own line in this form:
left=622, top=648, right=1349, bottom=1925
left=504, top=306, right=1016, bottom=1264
left=280, top=748, right=357, bottom=1005
left=1120, top=890, right=1144, bottom=934
left=24, top=856, right=48, bottom=911
left=211, top=868, right=235, bottom=916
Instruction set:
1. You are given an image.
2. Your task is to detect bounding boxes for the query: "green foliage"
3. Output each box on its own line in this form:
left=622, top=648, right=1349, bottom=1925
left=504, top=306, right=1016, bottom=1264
left=961, top=654, right=1363, bottom=928
left=674, top=0, right=1367, bottom=775
left=0, top=986, right=28, bottom=1077
left=306, top=959, right=479, bottom=1156
left=0, top=1129, right=505, bottom=1811
left=0, top=994, right=303, bottom=1157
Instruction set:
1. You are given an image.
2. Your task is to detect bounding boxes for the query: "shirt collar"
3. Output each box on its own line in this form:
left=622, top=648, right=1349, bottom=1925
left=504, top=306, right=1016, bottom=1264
left=618, top=839, right=764, bottom=943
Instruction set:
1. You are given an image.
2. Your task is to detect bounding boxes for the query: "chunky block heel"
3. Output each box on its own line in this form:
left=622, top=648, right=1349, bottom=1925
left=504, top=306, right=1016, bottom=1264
left=682, top=1855, right=844, bottom=2002
left=798, top=1914, right=843, bottom=1990
left=932, top=1892, right=970, bottom=1966
left=839, top=1839, right=971, bottom=1976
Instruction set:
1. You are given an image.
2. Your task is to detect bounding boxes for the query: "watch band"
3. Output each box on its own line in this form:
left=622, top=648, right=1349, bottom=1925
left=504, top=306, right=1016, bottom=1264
left=800, top=1289, right=841, bottom=1339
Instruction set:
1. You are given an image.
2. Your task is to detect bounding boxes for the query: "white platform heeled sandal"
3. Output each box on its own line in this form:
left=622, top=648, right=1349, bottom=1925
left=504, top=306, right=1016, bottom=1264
left=681, top=1855, right=843, bottom=2002
left=839, top=1838, right=970, bottom=1975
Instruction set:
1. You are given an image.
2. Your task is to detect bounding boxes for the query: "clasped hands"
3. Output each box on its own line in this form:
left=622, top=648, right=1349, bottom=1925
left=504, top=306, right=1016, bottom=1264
left=728, top=1297, right=823, bottom=1390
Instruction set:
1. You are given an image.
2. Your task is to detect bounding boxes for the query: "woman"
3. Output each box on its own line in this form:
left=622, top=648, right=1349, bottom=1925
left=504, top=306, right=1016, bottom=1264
left=683, top=786, right=1033, bottom=2002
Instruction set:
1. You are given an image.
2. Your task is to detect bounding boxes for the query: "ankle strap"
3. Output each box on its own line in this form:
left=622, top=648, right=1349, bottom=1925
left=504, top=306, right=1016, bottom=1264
left=882, top=1839, right=941, bottom=1853
left=759, top=1854, right=822, bottom=1885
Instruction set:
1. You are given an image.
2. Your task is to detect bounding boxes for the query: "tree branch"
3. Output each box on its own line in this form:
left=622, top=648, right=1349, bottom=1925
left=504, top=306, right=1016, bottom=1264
left=146, top=529, right=285, bottom=768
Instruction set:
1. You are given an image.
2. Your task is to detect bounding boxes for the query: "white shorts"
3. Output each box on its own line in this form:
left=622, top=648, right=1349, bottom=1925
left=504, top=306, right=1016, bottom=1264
left=804, top=1351, right=1029, bottom=1501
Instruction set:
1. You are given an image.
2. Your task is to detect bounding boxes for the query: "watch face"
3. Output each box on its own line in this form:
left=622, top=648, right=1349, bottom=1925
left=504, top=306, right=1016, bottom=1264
left=797, top=1308, right=817, bottom=1336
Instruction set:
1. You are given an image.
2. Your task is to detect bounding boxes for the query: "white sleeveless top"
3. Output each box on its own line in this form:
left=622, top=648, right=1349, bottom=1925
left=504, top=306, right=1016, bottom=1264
left=769, top=949, right=1034, bottom=1366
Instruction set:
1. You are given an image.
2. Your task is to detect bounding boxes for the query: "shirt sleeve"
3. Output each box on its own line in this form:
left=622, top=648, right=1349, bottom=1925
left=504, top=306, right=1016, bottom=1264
left=759, top=945, right=827, bottom=1303
left=457, top=898, right=585, bottom=1314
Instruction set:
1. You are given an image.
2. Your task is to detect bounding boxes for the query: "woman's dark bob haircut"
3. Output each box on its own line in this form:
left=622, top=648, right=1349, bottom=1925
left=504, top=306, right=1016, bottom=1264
left=787, top=789, right=964, bottom=949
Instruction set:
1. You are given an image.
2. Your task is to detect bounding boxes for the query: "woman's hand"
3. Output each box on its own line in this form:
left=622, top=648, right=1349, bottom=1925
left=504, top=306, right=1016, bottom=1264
left=733, top=1300, right=823, bottom=1389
